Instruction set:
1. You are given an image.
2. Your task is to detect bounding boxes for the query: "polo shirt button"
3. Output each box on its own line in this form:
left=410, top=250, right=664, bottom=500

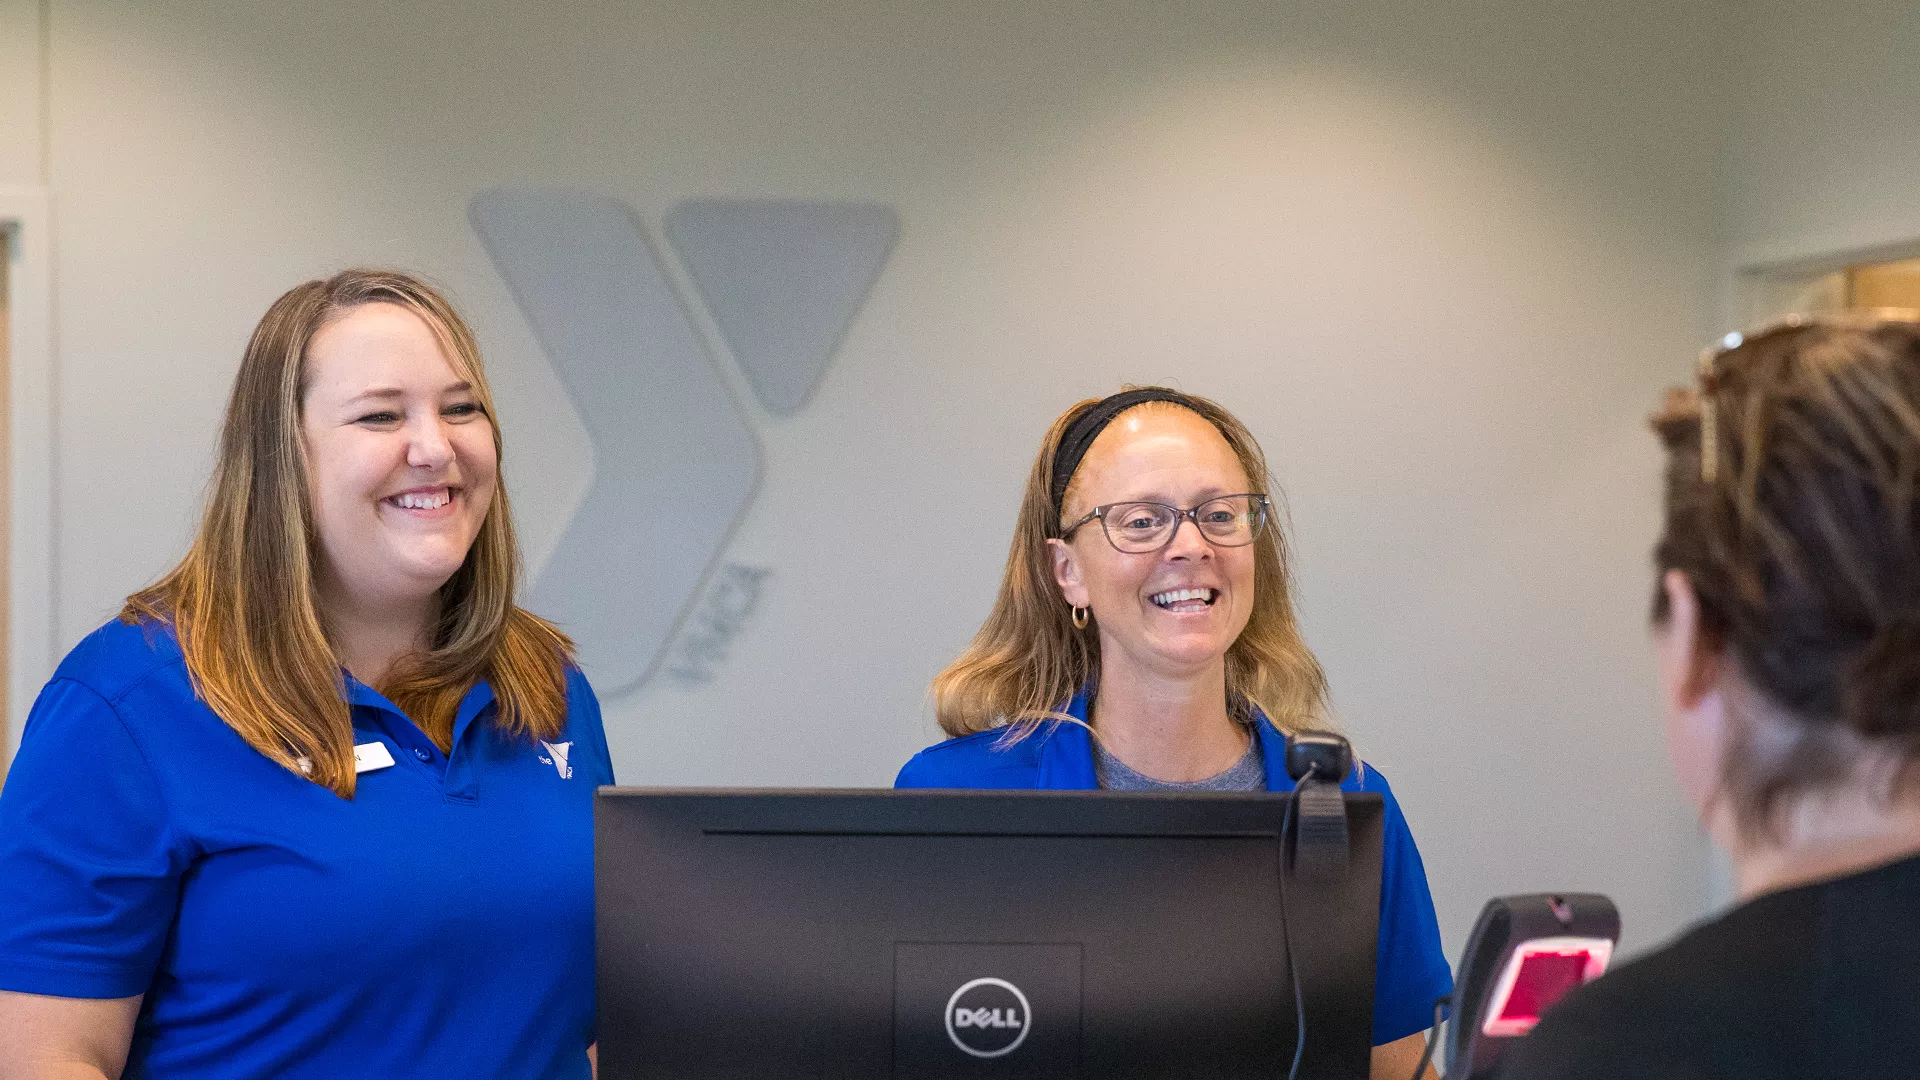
left=413, top=748, right=431, bottom=762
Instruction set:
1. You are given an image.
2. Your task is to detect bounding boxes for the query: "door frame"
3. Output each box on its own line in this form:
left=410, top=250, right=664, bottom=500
left=0, top=185, right=54, bottom=772
left=1722, top=225, right=1920, bottom=328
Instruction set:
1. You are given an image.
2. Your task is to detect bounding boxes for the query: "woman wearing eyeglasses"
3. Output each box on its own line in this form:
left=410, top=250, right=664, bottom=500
left=896, top=387, right=1451, bottom=1080
left=1496, top=313, right=1920, bottom=1080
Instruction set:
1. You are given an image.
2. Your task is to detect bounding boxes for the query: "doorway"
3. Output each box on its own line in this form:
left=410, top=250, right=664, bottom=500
left=0, top=231, right=9, bottom=776
left=0, top=188, right=50, bottom=791
left=1742, top=254, right=1920, bottom=325
left=0, top=231, right=9, bottom=781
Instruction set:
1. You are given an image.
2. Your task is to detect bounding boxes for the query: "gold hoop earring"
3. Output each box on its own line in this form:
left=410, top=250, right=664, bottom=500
left=1071, top=606, right=1090, bottom=630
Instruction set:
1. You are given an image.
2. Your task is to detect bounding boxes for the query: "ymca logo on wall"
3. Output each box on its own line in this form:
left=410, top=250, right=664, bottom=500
left=470, top=190, right=898, bottom=698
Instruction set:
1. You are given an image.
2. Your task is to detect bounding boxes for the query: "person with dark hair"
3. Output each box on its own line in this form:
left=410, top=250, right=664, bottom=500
left=897, top=387, right=1452, bottom=1079
left=1499, top=311, right=1920, bottom=1080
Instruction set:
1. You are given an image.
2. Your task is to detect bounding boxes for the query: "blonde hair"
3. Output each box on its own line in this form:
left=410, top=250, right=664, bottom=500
left=124, top=269, right=573, bottom=797
left=932, top=387, right=1331, bottom=739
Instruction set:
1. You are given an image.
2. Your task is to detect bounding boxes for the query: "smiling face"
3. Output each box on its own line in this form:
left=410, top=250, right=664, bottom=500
left=1049, top=405, right=1258, bottom=682
left=301, top=302, right=498, bottom=619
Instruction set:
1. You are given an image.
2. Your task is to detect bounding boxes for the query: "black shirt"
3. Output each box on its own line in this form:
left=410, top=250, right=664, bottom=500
left=1497, top=852, right=1920, bottom=1080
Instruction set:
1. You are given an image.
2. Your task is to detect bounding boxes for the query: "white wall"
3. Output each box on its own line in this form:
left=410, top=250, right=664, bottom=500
left=0, top=0, right=42, bottom=189
left=1721, top=0, right=1920, bottom=274
left=1, top=0, right=1738, bottom=958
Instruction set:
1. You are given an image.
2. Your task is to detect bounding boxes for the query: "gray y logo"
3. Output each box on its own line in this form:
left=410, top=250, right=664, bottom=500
left=469, top=190, right=897, bottom=697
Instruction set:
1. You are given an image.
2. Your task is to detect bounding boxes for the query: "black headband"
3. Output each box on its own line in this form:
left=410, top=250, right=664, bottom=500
left=1049, top=387, right=1207, bottom=525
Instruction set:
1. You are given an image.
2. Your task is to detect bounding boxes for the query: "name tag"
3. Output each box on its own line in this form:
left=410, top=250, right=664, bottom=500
left=353, top=741, right=397, bottom=774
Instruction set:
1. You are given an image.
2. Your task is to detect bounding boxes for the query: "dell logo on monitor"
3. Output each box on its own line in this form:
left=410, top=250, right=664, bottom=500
left=944, top=978, right=1031, bottom=1058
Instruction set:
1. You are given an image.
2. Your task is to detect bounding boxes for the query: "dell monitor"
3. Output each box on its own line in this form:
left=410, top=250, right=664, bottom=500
left=596, top=788, right=1385, bottom=1079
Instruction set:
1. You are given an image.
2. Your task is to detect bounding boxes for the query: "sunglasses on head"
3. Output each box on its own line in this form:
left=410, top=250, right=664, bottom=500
left=1694, top=307, right=1920, bottom=483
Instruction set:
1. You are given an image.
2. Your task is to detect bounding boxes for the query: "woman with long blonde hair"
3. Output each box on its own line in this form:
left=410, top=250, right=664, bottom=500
left=897, top=387, right=1451, bottom=1079
left=0, top=270, right=610, bottom=1079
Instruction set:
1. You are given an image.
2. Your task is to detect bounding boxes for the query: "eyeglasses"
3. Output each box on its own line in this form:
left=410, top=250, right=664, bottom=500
left=1696, top=308, right=1920, bottom=482
left=1059, top=494, right=1271, bottom=554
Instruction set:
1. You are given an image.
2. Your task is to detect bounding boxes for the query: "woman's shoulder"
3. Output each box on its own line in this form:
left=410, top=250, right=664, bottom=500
left=545, top=664, right=614, bottom=783
left=559, top=662, right=598, bottom=703
left=556, top=666, right=607, bottom=732
left=50, top=616, right=189, bottom=704
left=1342, top=755, right=1397, bottom=797
left=895, top=725, right=1050, bottom=788
left=19, top=618, right=207, bottom=773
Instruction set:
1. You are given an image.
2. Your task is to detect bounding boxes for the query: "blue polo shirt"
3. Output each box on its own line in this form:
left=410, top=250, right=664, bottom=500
left=895, top=693, right=1453, bottom=1046
left=0, top=617, right=613, bottom=1079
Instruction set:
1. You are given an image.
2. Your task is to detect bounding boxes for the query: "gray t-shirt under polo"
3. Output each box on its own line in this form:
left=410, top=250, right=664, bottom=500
left=1093, top=730, right=1266, bottom=791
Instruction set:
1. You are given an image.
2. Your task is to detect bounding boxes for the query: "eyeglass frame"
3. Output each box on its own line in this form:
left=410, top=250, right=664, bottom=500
left=1057, top=493, right=1272, bottom=554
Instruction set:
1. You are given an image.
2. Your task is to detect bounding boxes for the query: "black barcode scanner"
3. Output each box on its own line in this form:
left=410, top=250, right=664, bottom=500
left=1440, top=893, right=1621, bottom=1079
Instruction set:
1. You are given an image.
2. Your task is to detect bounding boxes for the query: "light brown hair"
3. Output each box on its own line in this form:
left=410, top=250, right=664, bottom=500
left=124, top=269, right=572, bottom=797
left=932, top=387, right=1331, bottom=738
left=1653, top=311, right=1920, bottom=839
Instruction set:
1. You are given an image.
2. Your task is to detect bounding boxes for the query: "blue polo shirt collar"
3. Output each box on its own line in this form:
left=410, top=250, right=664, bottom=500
left=453, top=681, right=499, bottom=746
left=1032, top=687, right=1298, bottom=792
left=1033, top=691, right=1097, bottom=789
left=343, top=673, right=395, bottom=712
left=341, top=674, right=497, bottom=799
left=341, top=675, right=496, bottom=731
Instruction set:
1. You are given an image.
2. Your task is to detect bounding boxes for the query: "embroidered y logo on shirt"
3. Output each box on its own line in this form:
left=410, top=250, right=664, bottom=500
left=538, top=740, right=574, bottom=779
